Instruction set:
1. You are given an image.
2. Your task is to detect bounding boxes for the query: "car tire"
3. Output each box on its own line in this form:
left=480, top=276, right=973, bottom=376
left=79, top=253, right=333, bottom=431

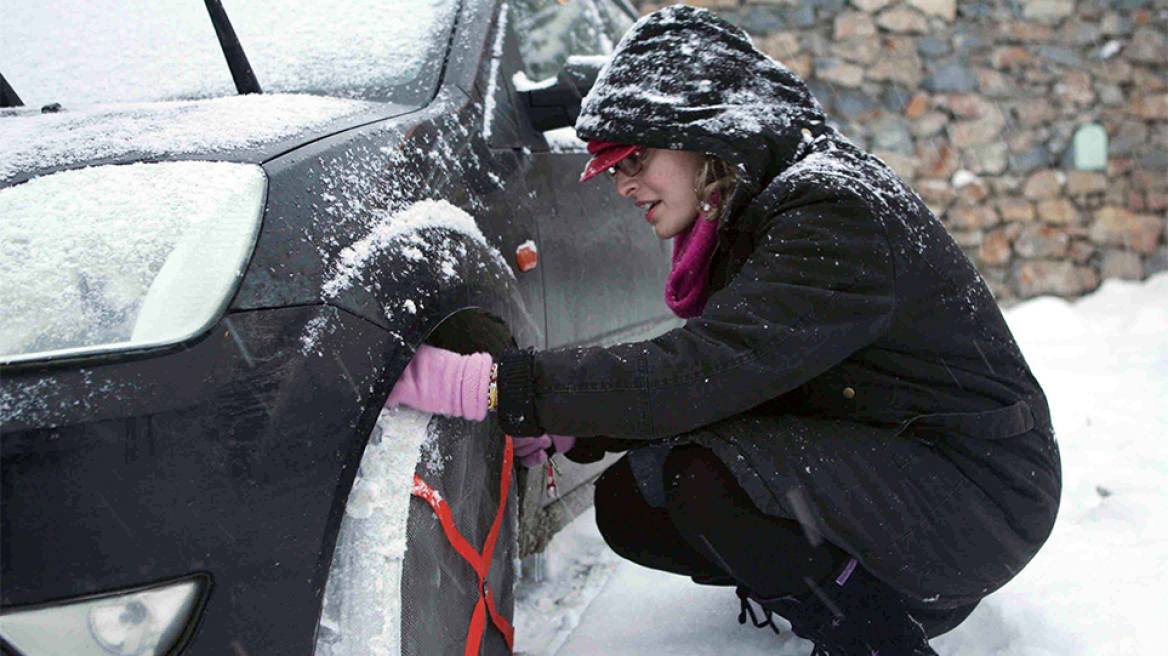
left=313, top=312, right=518, bottom=656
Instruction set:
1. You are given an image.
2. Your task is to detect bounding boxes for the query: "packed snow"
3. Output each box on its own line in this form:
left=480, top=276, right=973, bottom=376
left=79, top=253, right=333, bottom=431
left=1, top=0, right=457, bottom=107
left=515, top=272, right=1168, bottom=656
left=0, top=161, right=265, bottom=363
left=315, top=406, right=434, bottom=656
left=0, top=94, right=378, bottom=183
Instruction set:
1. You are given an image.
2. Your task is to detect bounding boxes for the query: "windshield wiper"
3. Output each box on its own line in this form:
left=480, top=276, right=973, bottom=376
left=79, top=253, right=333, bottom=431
left=204, top=0, right=262, bottom=95
left=1, top=72, right=23, bottom=107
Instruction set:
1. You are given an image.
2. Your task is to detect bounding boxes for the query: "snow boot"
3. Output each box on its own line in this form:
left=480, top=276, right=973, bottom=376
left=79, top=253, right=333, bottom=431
left=745, top=559, right=938, bottom=655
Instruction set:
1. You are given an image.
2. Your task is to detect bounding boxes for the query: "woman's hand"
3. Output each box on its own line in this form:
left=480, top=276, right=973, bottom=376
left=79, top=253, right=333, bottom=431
left=513, top=434, right=577, bottom=468
left=386, top=344, right=493, bottom=421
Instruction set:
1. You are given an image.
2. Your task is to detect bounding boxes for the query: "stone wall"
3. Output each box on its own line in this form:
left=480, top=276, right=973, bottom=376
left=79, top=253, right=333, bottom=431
left=631, top=0, right=1167, bottom=303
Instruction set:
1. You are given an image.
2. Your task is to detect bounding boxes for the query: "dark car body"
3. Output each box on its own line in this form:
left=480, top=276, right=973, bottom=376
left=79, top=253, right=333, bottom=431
left=0, top=0, right=676, bottom=653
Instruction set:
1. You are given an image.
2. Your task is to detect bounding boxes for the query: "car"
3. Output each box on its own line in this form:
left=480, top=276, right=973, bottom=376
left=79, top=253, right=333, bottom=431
left=0, top=0, right=680, bottom=654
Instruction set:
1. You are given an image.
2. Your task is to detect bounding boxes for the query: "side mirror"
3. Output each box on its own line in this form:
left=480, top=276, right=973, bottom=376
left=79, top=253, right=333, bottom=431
left=520, top=56, right=607, bottom=133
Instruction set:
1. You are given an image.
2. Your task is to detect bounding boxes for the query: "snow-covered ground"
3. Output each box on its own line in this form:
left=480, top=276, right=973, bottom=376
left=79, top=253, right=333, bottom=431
left=515, top=272, right=1168, bottom=656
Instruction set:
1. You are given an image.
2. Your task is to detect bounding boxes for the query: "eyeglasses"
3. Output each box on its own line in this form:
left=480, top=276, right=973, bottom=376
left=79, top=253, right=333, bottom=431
left=607, top=148, right=650, bottom=180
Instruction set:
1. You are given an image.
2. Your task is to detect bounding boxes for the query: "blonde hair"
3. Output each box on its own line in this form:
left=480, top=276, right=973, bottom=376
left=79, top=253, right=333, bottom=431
left=694, top=155, right=738, bottom=221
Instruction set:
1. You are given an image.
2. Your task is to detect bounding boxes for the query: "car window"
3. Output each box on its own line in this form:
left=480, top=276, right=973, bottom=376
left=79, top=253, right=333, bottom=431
left=0, top=0, right=459, bottom=107
left=510, top=0, right=617, bottom=82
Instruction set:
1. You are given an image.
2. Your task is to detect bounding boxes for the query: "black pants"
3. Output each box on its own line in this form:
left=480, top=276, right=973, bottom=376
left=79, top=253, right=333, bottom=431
left=593, top=445, right=978, bottom=637
left=594, top=445, right=849, bottom=599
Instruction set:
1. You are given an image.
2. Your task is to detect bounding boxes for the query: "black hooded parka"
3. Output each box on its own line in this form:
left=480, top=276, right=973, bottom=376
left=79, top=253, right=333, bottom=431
left=496, top=5, right=1060, bottom=610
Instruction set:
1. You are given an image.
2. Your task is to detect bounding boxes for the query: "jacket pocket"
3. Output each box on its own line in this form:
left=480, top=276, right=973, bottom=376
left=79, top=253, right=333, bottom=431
left=895, top=399, right=1036, bottom=441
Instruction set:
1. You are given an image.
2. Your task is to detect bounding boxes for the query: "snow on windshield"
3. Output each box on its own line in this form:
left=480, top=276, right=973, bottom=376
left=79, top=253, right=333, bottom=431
left=1, top=0, right=458, bottom=107
left=0, top=94, right=377, bottom=183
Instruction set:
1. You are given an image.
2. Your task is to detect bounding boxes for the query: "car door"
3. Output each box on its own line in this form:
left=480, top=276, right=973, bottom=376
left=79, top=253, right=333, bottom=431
left=505, top=0, right=679, bottom=350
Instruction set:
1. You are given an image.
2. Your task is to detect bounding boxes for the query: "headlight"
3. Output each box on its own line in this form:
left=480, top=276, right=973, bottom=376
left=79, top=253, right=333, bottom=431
left=0, top=576, right=207, bottom=656
left=0, top=161, right=266, bottom=365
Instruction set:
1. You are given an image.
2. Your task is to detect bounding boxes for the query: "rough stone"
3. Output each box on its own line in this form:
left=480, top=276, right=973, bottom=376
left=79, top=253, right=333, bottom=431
left=978, top=228, right=1013, bottom=265
left=833, top=86, right=881, bottom=121
left=1037, top=198, right=1080, bottom=224
left=905, top=94, right=930, bottom=119
left=818, top=58, right=866, bottom=87
left=1132, top=93, right=1168, bottom=120
left=907, top=0, right=956, bottom=21
left=866, top=36, right=923, bottom=87
left=759, top=31, right=802, bottom=61
left=1127, top=27, right=1167, bottom=64
left=1015, top=224, right=1071, bottom=258
left=1035, top=46, right=1083, bottom=69
left=1013, top=97, right=1060, bottom=125
left=949, top=205, right=1001, bottom=229
left=1022, top=0, right=1076, bottom=23
left=837, top=35, right=883, bottom=64
left=872, top=150, right=920, bottom=180
left=916, top=178, right=957, bottom=204
left=999, top=197, right=1037, bottom=222
left=923, top=60, right=978, bottom=93
left=1055, top=71, right=1096, bottom=105
left=912, top=111, right=949, bottom=138
left=1147, top=192, right=1168, bottom=212
left=1146, top=246, right=1168, bottom=275
left=877, top=6, right=930, bottom=33
left=850, top=0, right=893, bottom=13
left=919, top=142, right=959, bottom=177
left=998, top=22, right=1055, bottom=42
left=1097, top=83, right=1126, bottom=106
left=938, top=94, right=993, bottom=119
left=950, top=230, right=985, bottom=248
left=871, top=115, right=914, bottom=153
left=966, top=142, right=1010, bottom=175
left=948, top=106, right=1006, bottom=147
left=1092, top=57, right=1134, bottom=84
left=955, top=176, right=991, bottom=204
left=976, top=68, right=1013, bottom=98
left=1132, top=169, right=1168, bottom=192
left=1100, top=249, right=1146, bottom=280
left=1064, top=237, right=1094, bottom=264
left=1090, top=207, right=1164, bottom=253
left=834, top=11, right=877, bottom=39
left=1110, top=120, right=1149, bottom=156
left=1137, top=149, right=1168, bottom=172
left=991, top=46, right=1032, bottom=69
left=1066, top=170, right=1109, bottom=195
left=1014, top=260, right=1099, bottom=297
left=1131, top=67, right=1168, bottom=93
left=1100, top=12, right=1133, bottom=36
left=1061, top=18, right=1104, bottom=46
left=1011, top=147, right=1058, bottom=174
left=1023, top=169, right=1066, bottom=199
left=917, top=36, right=950, bottom=58
left=682, top=0, right=740, bottom=8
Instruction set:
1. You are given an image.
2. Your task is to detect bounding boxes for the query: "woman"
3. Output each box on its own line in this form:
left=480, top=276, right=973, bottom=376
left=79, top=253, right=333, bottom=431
left=387, top=6, right=1060, bottom=654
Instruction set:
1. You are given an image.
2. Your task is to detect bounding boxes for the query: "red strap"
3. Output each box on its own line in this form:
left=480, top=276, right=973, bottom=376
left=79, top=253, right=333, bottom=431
left=411, top=434, right=515, bottom=654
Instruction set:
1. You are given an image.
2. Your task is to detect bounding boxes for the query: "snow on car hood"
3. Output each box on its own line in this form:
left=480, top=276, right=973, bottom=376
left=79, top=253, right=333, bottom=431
left=0, top=94, right=397, bottom=184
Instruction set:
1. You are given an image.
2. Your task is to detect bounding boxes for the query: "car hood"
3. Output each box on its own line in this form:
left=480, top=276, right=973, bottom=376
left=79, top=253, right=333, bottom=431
left=0, top=93, right=416, bottom=186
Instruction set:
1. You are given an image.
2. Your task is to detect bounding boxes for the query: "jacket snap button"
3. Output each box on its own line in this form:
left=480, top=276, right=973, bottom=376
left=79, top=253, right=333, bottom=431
left=842, top=387, right=855, bottom=399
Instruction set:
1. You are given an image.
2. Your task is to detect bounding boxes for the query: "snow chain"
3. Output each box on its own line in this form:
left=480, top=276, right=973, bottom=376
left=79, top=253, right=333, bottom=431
left=410, top=435, right=515, bottom=656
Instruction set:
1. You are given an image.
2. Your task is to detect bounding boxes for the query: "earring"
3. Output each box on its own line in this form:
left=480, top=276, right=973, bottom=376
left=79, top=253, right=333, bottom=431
left=700, top=202, right=712, bottom=213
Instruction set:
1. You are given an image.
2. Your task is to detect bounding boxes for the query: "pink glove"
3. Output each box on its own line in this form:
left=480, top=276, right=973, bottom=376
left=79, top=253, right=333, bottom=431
left=386, top=344, right=493, bottom=421
left=513, top=434, right=577, bottom=468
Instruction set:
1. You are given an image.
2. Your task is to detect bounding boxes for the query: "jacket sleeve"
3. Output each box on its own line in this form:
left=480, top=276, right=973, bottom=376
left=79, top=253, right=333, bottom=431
left=497, top=192, right=897, bottom=438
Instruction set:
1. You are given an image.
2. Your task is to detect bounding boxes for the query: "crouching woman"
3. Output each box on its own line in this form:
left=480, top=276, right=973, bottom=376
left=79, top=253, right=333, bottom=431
left=387, top=6, right=1060, bottom=654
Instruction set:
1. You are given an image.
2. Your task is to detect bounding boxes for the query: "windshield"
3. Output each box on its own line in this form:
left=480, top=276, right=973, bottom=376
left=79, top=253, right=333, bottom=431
left=0, top=0, right=460, bottom=107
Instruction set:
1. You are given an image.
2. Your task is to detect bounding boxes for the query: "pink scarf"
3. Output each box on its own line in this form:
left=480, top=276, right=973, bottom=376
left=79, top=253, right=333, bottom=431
left=664, top=204, right=720, bottom=318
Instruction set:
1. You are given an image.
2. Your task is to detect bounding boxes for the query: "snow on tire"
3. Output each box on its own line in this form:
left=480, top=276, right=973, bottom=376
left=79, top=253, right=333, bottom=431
left=314, top=405, right=517, bottom=655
